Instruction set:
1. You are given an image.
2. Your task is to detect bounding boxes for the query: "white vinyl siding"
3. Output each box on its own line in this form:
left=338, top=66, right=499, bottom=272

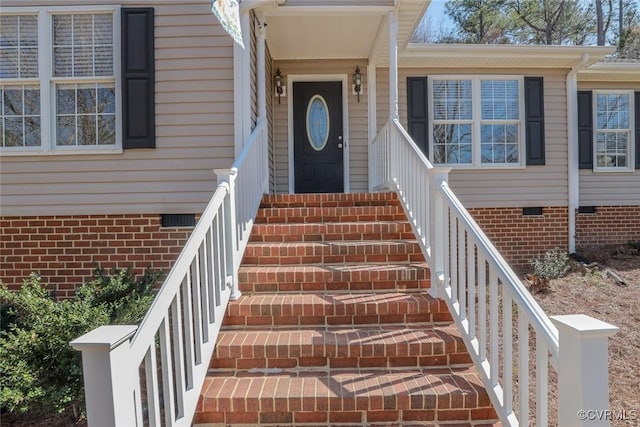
left=0, top=1, right=235, bottom=216
left=382, top=67, right=569, bottom=208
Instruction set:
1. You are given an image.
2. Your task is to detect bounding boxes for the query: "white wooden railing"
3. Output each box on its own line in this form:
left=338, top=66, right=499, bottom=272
left=71, top=120, right=268, bottom=427
left=371, top=118, right=618, bottom=427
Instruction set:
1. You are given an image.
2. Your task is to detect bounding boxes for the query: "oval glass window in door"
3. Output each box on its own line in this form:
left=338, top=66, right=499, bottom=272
left=306, top=94, right=330, bottom=151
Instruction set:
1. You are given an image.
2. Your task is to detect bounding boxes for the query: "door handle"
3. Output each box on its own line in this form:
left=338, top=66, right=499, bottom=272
left=337, top=143, right=343, bottom=149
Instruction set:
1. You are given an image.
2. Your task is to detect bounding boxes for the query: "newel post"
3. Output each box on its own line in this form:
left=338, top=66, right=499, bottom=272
left=427, top=167, right=450, bottom=298
left=215, top=167, right=241, bottom=300
left=550, top=315, right=618, bottom=427
left=70, top=325, right=137, bottom=427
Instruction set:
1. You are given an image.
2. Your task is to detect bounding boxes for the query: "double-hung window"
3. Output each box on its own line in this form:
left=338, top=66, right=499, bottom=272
left=1, top=7, right=120, bottom=153
left=430, top=76, right=525, bottom=168
left=594, top=91, right=634, bottom=171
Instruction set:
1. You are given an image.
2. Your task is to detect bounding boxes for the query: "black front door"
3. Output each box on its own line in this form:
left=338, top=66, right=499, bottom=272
left=293, top=81, right=344, bottom=193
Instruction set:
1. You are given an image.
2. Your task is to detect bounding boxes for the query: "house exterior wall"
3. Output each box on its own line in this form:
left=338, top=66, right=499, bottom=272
left=0, top=1, right=235, bottom=217
left=0, top=1, right=232, bottom=292
left=577, top=80, right=640, bottom=207
left=575, top=206, right=640, bottom=247
left=0, top=214, right=192, bottom=298
left=272, top=59, right=369, bottom=194
left=468, top=207, right=569, bottom=268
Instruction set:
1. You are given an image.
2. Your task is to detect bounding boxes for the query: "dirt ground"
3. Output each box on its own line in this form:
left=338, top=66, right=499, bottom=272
left=531, top=245, right=640, bottom=427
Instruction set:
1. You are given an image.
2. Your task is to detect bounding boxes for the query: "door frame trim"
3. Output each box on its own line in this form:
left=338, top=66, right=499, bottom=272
left=288, top=74, right=350, bottom=193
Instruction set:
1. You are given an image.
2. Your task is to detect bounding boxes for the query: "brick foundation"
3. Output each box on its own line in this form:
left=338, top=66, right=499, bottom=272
left=575, top=206, right=640, bottom=248
left=0, top=215, right=193, bottom=298
left=466, top=206, right=569, bottom=268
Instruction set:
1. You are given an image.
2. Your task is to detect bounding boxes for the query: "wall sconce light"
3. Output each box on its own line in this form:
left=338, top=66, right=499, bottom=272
left=275, top=67, right=284, bottom=104
left=353, top=66, right=362, bottom=102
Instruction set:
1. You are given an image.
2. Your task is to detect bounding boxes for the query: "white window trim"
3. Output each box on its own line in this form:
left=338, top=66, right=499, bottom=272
left=0, top=6, right=122, bottom=156
left=428, top=75, right=526, bottom=169
left=592, top=89, right=635, bottom=173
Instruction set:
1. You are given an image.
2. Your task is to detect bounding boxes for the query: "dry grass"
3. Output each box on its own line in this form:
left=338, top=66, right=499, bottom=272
left=532, top=246, right=640, bottom=427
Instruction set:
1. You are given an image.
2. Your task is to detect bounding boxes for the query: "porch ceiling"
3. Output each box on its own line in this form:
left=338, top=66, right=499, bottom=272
left=260, top=0, right=429, bottom=62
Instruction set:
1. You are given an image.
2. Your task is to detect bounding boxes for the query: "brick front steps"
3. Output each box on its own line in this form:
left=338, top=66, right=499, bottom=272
left=194, top=193, right=498, bottom=426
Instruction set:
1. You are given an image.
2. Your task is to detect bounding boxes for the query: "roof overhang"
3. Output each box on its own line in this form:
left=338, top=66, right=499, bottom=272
left=399, top=44, right=616, bottom=69
left=577, top=61, right=640, bottom=82
left=251, top=0, right=428, bottom=62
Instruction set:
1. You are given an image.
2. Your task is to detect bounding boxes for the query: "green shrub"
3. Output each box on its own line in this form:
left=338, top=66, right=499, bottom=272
left=531, top=248, right=571, bottom=280
left=0, top=267, right=162, bottom=421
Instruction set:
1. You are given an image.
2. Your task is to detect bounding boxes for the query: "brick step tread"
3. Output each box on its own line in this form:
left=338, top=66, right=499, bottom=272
left=249, top=221, right=414, bottom=242
left=242, top=240, right=425, bottom=266
left=196, top=367, right=497, bottom=423
left=224, top=292, right=452, bottom=327
left=260, top=192, right=400, bottom=209
left=211, top=325, right=472, bottom=370
left=238, top=263, right=430, bottom=293
left=256, top=205, right=406, bottom=224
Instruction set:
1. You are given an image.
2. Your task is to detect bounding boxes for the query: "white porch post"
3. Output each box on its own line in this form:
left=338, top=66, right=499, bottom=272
left=367, top=62, right=377, bottom=192
left=427, top=168, right=450, bottom=298
left=70, top=325, right=137, bottom=427
left=388, top=11, right=399, bottom=120
left=550, top=315, right=618, bottom=427
left=215, top=168, right=241, bottom=300
left=256, top=13, right=269, bottom=193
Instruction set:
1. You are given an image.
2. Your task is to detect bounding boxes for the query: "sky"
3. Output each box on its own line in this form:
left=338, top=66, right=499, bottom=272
left=422, top=0, right=455, bottom=34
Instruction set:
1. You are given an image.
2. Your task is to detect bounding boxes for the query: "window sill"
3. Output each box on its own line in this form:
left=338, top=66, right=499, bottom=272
left=592, top=167, right=636, bottom=173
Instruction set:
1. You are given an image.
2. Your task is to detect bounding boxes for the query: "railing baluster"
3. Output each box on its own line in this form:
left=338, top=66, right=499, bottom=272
left=171, top=294, right=186, bottom=418
left=191, top=256, right=203, bottom=364
left=206, top=225, right=216, bottom=321
left=467, top=240, right=476, bottom=336
left=450, top=215, right=458, bottom=303
left=181, top=275, right=195, bottom=389
left=145, top=345, right=161, bottom=427
left=518, top=312, right=529, bottom=426
left=503, top=288, right=513, bottom=415
left=536, top=336, right=549, bottom=426
left=458, top=224, right=466, bottom=320
left=159, top=317, right=176, bottom=425
left=489, top=267, right=499, bottom=385
left=198, top=242, right=210, bottom=340
left=478, top=253, right=487, bottom=360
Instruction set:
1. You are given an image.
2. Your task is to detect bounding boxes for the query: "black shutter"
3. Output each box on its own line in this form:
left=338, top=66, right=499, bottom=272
left=524, top=77, right=545, bottom=165
left=406, top=77, right=429, bottom=157
left=122, top=8, right=155, bottom=149
left=635, top=92, right=640, bottom=169
left=577, top=91, right=593, bottom=169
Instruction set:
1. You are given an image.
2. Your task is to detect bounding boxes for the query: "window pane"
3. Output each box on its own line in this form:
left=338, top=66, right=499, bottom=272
left=3, top=87, right=22, bottom=115
left=54, top=47, right=73, bottom=77
left=98, top=86, right=115, bottom=114
left=25, top=116, right=40, bottom=146
left=0, top=48, right=18, bottom=78
left=95, top=46, right=114, bottom=76
left=98, top=114, right=115, bottom=145
left=57, top=85, right=76, bottom=115
left=78, top=115, right=96, bottom=145
left=73, top=45, right=93, bottom=77
left=53, top=15, right=72, bottom=45
left=24, top=88, right=39, bottom=115
left=57, top=116, right=76, bottom=145
left=73, top=15, right=94, bottom=46
left=1, top=16, right=18, bottom=47
left=4, top=116, right=23, bottom=146
left=0, top=15, right=38, bottom=79
left=77, top=85, right=96, bottom=114
left=433, top=124, right=472, bottom=164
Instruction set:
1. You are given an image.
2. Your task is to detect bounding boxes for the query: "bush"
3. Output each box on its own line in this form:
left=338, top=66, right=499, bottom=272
left=531, top=248, right=571, bottom=280
left=0, top=267, right=162, bottom=421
